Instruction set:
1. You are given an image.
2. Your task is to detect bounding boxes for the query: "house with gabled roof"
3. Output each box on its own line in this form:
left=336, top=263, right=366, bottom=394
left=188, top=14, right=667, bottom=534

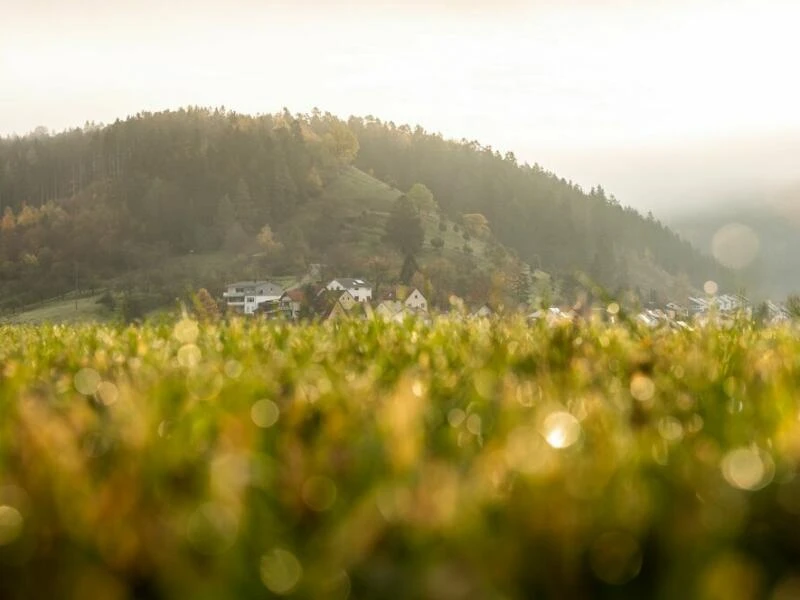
left=223, top=280, right=284, bottom=315
left=472, top=304, right=493, bottom=318
left=403, top=288, right=428, bottom=312
left=335, top=289, right=358, bottom=311
left=255, top=296, right=294, bottom=320
left=281, top=288, right=307, bottom=319
left=325, top=278, right=372, bottom=302
left=312, top=289, right=371, bottom=321
left=377, top=285, right=428, bottom=313
left=375, top=300, right=405, bottom=321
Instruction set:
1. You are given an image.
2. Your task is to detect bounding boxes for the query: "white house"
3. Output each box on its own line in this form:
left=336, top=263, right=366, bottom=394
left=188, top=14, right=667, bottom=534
left=718, top=294, right=750, bottom=314
left=403, top=288, right=428, bottom=312
left=325, top=278, right=372, bottom=302
left=688, top=296, right=710, bottom=315
left=223, top=280, right=284, bottom=315
left=689, top=294, right=750, bottom=317
left=766, top=300, right=789, bottom=323
left=637, top=310, right=663, bottom=328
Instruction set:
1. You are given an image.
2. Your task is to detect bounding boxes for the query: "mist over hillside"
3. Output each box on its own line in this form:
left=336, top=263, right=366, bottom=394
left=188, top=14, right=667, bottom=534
left=668, top=180, right=800, bottom=299
left=536, top=130, right=800, bottom=218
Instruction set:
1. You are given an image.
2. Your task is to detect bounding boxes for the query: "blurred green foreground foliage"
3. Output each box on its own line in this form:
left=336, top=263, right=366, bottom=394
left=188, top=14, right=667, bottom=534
left=2, top=316, right=800, bottom=599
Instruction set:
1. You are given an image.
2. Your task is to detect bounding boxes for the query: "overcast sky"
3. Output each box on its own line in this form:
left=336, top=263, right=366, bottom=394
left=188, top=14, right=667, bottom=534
left=2, top=0, right=799, bottom=215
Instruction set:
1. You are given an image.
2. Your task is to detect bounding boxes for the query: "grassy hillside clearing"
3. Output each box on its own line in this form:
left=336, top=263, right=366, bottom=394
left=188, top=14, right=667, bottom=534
left=0, top=293, right=109, bottom=325
left=298, top=167, right=503, bottom=269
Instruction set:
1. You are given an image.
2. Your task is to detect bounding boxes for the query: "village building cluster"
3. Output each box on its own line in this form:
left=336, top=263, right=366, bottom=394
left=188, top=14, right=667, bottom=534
left=637, top=294, right=789, bottom=328
left=221, top=275, right=792, bottom=326
left=221, top=277, right=432, bottom=321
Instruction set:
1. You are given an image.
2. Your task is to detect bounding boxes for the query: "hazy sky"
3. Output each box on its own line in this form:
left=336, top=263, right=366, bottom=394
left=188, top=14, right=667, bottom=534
left=2, top=0, right=799, bottom=214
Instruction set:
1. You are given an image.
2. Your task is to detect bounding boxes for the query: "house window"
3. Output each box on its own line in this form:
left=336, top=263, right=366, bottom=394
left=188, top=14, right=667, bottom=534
left=245, top=297, right=255, bottom=303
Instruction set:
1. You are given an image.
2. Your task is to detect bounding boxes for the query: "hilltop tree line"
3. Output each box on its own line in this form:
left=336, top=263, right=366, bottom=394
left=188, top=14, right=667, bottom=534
left=0, top=107, right=730, bottom=309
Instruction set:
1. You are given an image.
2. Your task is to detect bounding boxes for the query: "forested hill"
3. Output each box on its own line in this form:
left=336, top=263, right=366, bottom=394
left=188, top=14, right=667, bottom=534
left=0, top=108, right=730, bottom=308
left=0, top=108, right=359, bottom=305
left=348, top=117, right=731, bottom=293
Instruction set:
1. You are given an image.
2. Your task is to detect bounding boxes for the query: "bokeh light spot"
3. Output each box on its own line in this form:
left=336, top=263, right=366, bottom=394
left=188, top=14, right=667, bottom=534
left=0, top=505, right=23, bottom=546
left=376, top=485, right=412, bottom=522
left=466, top=414, right=482, bottom=436
left=157, top=420, right=172, bottom=438
left=74, top=368, right=101, bottom=395
left=301, top=476, right=337, bottom=512
left=701, top=552, right=764, bottom=600
left=251, top=399, right=280, bottom=428
left=224, top=359, right=243, bottom=379
left=712, top=223, right=760, bottom=270
left=173, top=318, right=199, bottom=344
left=186, top=502, right=239, bottom=555
left=260, top=548, right=302, bottom=595
left=96, top=381, right=119, bottom=406
left=721, top=447, right=774, bottom=491
left=658, top=416, right=684, bottom=442
left=630, top=374, right=655, bottom=402
left=320, top=569, right=351, bottom=599
left=177, top=344, right=202, bottom=368
left=542, top=412, right=581, bottom=449
left=589, top=531, right=643, bottom=585
left=447, top=408, right=466, bottom=427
